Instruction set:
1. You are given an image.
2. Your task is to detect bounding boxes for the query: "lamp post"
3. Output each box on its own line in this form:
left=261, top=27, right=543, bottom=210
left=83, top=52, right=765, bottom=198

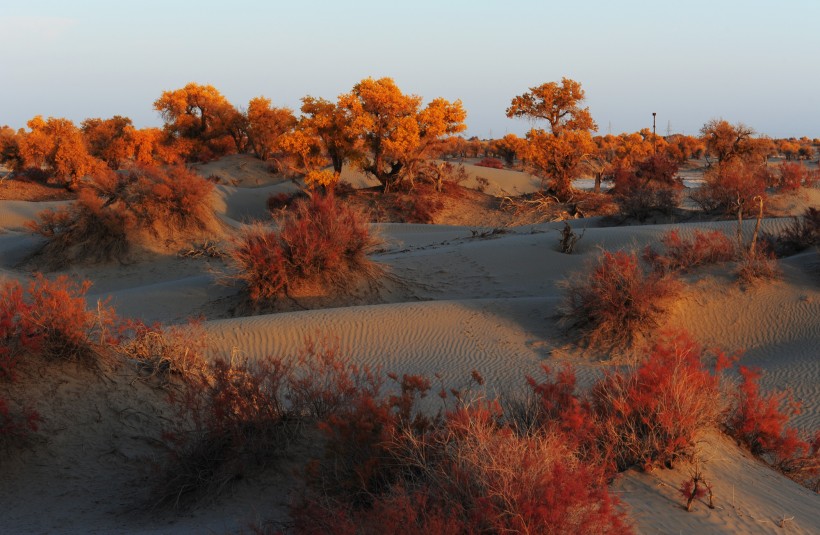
left=652, top=112, right=657, bottom=155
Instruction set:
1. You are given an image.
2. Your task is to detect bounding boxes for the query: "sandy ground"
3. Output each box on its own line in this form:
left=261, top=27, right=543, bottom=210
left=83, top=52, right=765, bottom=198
left=0, top=161, right=818, bottom=534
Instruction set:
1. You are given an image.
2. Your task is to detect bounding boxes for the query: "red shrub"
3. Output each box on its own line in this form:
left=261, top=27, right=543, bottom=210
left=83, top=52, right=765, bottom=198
left=559, top=250, right=681, bottom=351
left=1, top=274, right=117, bottom=366
left=590, top=332, right=728, bottom=470
left=295, top=398, right=631, bottom=534
left=0, top=280, right=38, bottom=380
left=727, top=367, right=809, bottom=464
left=525, top=331, right=731, bottom=472
left=266, top=191, right=302, bottom=212
left=613, top=155, right=682, bottom=221
left=778, top=162, right=809, bottom=191
left=230, top=193, right=379, bottom=305
left=1, top=274, right=113, bottom=446
left=475, top=157, right=504, bottom=169
left=644, top=229, right=735, bottom=273
left=155, top=352, right=296, bottom=508
left=691, top=160, right=769, bottom=214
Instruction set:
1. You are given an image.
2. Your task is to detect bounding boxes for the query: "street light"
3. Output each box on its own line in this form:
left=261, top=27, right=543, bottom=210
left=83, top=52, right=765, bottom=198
left=652, top=112, right=657, bottom=155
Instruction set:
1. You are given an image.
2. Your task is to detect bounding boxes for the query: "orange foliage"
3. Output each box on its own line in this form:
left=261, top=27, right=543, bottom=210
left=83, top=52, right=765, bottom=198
left=339, top=77, right=466, bottom=191
left=153, top=82, right=241, bottom=161
left=507, top=78, right=598, bottom=198
left=17, top=116, right=101, bottom=189
left=246, top=96, right=296, bottom=161
left=81, top=116, right=137, bottom=169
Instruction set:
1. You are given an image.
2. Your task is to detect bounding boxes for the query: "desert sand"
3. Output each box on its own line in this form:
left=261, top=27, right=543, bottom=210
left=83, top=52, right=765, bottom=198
left=0, top=161, right=818, bottom=534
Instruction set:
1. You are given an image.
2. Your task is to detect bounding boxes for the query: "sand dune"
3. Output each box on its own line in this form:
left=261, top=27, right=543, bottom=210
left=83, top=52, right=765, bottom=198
left=1, top=172, right=817, bottom=534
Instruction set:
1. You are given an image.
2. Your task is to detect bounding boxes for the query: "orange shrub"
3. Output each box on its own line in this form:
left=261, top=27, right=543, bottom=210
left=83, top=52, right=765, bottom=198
left=559, top=250, right=681, bottom=351
left=229, top=193, right=379, bottom=305
left=31, top=165, right=220, bottom=266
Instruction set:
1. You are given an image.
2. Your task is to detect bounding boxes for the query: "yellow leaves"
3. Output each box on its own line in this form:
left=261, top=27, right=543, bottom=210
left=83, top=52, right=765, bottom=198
left=304, top=169, right=338, bottom=190
left=246, top=96, right=296, bottom=161
left=18, top=116, right=100, bottom=186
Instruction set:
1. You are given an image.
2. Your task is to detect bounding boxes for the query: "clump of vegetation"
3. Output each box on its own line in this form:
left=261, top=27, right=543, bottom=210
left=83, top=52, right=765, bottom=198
left=613, top=154, right=682, bottom=222
left=691, top=159, right=770, bottom=215
left=643, top=229, right=735, bottom=274
left=293, top=371, right=632, bottom=534
left=725, top=366, right=820, bottom=490
left=475, top=157, right=504, bottom=169
left=766, top=207, right=819, bottom=257
left=524, top=332, right=731, bottom=473
left=153, top=351, right=298, bottom=508
left=119, top=320, right=209, bottom=383
left=777, top=161, right=816, bottom=191
left=1, top=274, right=118, bottom=451
left=30, top=165, right=221, bottom=267
left=735, top=248, right=779, bottom=284
left=229, top=193, right=380, bottom=305
left=559, top=250, right=681, bottom=351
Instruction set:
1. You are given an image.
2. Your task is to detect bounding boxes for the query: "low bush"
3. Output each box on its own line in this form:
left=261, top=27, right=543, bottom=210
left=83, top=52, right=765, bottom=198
left=726, top=366, right=819, bottom=488
left=691, top=160, right=769, bottom=215
left=266, top=191, right=303, bottom=213
left=155, top=352, right=297, bottom=508
left=767, top=207, right=819, bottom=257
left=295, top=386, right=631, bottom=534
left=30, top=165, right=221, bottom=266
left=644, top=229, right=735, bottom=274
left=559, top=250, right=681, bottom=351
left=613, top=155, right=682, bottom=222
left=1, top=274, right=115, bottom=450
left=525, top=331, right=731, bottom=472
left=778, top=162, right=810, bottom=191
left=229, top=193, right=380, bottom=305
left=735, top=247, right=779, bottom=284
left=1, top=274, right=117, bottom=369
left=590, top=332, right=729, bottom=471
left=475, top=157, right=504, bottom=169
left=119, top=320, right=209, bottom=383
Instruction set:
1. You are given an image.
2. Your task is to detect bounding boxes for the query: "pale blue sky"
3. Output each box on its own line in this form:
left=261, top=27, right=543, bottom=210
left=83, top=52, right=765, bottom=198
left=2, top=0, right=818, bottom=138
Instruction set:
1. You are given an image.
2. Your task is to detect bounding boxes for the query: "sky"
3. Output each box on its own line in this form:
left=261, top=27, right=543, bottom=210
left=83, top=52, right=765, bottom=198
left=2, top=0, right=819, bottom=139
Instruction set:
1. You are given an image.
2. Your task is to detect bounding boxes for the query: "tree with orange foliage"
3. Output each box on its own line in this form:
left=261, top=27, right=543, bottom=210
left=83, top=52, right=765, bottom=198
left=339, top=77, right=466, bottom=191
left=81, top=116, right=137, bottom=170
left=299, top=96, right=360, bottom=176
left=507, top=78, right=597, bottom=198
left=489, top=133, right=522, bottom=166
left=131, top=127, right=183, bottom=166
left=17, top=116, right=100, bottom=189
left=153, top=82, right=240, bottom=160
left=700, top=119, right=756, bottom=165
left=245, top=96, right=296, bottom=162
left=0, top=126, right=24, bottom=171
